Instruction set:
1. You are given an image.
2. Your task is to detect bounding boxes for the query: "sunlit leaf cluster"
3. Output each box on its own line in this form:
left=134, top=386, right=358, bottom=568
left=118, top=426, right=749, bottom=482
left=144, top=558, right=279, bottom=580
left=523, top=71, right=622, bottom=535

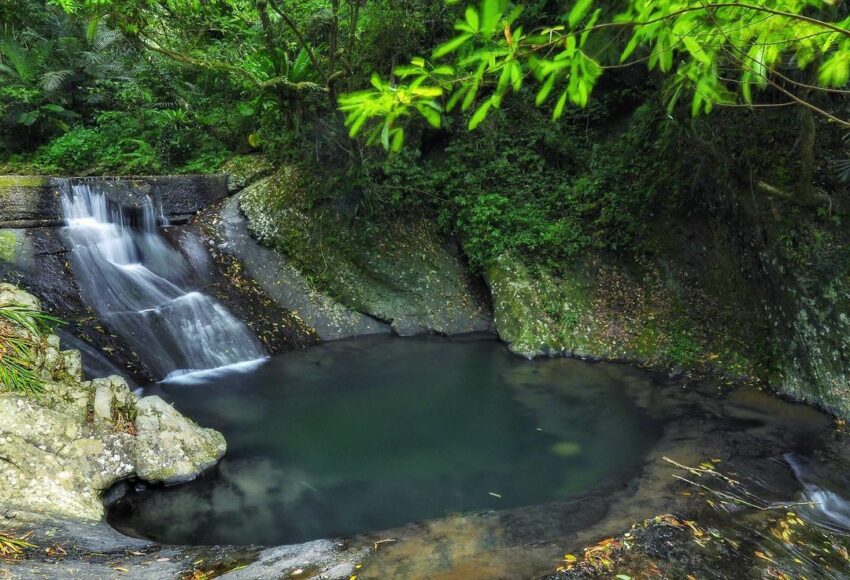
left=339, top=0, right=850, bottom=149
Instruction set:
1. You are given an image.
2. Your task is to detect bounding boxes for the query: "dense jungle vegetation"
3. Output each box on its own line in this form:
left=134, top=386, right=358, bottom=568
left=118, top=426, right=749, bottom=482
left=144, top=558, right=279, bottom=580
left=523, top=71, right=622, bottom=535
left=1, top=0, right=849, bottom=271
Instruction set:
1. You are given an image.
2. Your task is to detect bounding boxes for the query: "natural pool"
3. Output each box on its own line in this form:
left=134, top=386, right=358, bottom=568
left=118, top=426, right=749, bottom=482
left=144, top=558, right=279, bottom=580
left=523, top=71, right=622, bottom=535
left=100, top=334, right=850, bottom=579
left=106, top=335, right=660, bottom=546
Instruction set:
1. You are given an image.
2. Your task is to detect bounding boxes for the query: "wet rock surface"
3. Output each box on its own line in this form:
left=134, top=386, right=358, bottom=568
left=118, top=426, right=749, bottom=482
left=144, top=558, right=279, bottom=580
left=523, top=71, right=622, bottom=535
left=0, top=176, right=60, bottom=228
left=0, top=225, right=154, bottom=383
left=0, top=175, right=229, bottom=228
left=0, top=510, right=370, bottom=580
left=165, top=221, right=321, bottom=355
left=64, top=175, right=229, bottom=223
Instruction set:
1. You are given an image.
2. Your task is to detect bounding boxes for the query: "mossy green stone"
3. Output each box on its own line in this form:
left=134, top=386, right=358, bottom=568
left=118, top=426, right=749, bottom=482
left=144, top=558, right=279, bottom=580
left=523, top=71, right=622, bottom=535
left=0, top=231, right=18, bottom=263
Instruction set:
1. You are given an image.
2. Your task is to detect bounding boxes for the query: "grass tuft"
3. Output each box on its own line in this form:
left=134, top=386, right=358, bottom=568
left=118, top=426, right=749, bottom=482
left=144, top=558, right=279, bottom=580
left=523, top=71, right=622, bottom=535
left=0, top=304, right=63, bottom=396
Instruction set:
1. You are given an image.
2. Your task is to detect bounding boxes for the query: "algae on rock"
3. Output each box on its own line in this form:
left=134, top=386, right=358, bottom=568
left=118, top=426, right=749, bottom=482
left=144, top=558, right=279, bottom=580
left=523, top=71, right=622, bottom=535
left=486, top=252, right=760, bottom=381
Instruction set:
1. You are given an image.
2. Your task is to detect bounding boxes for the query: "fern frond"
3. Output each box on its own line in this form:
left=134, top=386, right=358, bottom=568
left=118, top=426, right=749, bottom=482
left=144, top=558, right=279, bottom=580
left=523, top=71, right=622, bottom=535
left=290, top=48, right=311, bottom=83
left=0, top=38, right=38, bottom=84
left=39, top=69, right=73, bottom=93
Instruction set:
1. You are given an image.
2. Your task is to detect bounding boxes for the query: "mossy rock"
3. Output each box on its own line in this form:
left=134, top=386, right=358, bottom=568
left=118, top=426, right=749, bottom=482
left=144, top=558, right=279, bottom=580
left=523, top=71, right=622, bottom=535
left=221, top=154, right=274, bottom=193
left=0, top=175, right=60, bottom=227
left=487, top=251, right=763, bottom=379
left=240, top=169, right=492, bottom=336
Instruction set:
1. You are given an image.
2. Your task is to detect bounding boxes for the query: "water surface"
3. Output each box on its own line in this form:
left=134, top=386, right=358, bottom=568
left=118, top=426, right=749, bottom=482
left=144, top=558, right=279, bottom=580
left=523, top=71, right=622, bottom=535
left=107, top=336, right=659, bottom=545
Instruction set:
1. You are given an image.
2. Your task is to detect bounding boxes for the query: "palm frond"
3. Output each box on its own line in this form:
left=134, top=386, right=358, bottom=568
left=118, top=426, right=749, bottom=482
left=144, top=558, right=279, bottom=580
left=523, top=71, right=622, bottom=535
left=39, top=69, right=73, bottom=93
left=92, top=26, right=120, bottom=52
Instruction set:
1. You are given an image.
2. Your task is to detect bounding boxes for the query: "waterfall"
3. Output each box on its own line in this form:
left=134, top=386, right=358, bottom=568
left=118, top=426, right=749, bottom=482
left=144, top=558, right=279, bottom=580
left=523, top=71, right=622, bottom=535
left=59, top=179, right=266, bottom=380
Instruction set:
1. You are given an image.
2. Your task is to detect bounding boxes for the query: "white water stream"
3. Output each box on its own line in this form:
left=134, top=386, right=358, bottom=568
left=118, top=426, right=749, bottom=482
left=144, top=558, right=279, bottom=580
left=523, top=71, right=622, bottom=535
left=60, top=180, right=266, bottom=380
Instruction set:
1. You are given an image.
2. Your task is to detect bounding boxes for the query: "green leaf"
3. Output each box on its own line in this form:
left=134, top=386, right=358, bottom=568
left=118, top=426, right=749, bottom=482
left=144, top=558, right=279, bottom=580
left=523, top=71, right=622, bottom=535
left=505, top=5, right=524, bottom=26
left=381, top=121, right=391, bottom=149
left=418, top=106, right=442, bottom=128
left=85, top=17, right=101, bottom=42
left=536, top=74, right=556, bottom=105
left=394, top=65, right=421, bottom=77
left=16, top=110, right=38, bottom=126
left=552, top=89, right=568, bottom=120
left=568, top=0, right=593, bottom=28
left=620, top=34, right=641, bottom=63
left=819, top=52, right=850, bottom=87
left=42, top=104, right=66, bottom=113
left=446, top=86, right=468, bottom=111
left=510, top=61, right=522, bottom=91
left=691, top=91, right=704, bottom=117
left=468, top=98, right=492, bottom=130
left=433, top=34, right=473, bottom=59
left=683, top=37, right=711, bottom=65
left=391, top=128, right=405, bottom=152
left=410, top=86, right=443, bottom=97
left=465, top=6, right=480, bottom=32
left=480, top=0, right=503, bottom=34
left=348, top=112, right=368, bottom=137
left=411, top=57, right=425, bottom=68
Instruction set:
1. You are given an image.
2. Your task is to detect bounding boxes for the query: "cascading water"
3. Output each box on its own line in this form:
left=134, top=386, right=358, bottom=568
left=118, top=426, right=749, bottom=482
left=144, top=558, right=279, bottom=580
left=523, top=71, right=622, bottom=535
left=786, top=453, right=850, bottom=532
left=59, top=179, right=266, bottom=380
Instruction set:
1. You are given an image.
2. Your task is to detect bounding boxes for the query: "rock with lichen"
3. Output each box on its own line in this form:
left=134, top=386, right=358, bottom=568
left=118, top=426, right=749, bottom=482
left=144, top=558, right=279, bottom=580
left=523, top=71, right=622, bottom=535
left=0, top=283, right=225, bottom=520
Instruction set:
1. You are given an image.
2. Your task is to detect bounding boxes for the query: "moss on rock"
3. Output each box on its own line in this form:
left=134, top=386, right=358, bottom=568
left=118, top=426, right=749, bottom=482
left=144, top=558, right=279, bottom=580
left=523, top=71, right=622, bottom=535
left=221, top=154, right=274, bottom=193
left=0, top=230, right=19, bottom=263
left=487, top=251, right=761, bottom=380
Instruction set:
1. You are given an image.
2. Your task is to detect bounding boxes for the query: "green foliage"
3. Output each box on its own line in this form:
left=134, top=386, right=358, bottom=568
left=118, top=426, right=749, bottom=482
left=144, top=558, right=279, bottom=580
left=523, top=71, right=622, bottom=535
left=340, top=0, right=850, bottom=149
left=0, top=304, right=63, bottom=397
left=362, top=95, right=680, bottom=271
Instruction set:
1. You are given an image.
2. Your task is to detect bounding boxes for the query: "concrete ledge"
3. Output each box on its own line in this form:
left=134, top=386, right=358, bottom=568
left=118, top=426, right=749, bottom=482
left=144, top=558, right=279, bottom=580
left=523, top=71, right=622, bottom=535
left=0, top=175, right=229, bottom=228
left=0, top=175, right=60, bottom=228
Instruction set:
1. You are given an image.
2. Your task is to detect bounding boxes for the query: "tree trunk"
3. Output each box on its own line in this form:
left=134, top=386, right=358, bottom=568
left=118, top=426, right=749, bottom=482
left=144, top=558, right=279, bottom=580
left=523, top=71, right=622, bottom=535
left=797, top=106, right=820, bottom=205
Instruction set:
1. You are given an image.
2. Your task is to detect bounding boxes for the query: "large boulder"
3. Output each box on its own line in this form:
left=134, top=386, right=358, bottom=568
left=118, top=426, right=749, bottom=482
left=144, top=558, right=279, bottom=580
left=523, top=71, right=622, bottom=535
left=0, top=284, right=226, bottom=520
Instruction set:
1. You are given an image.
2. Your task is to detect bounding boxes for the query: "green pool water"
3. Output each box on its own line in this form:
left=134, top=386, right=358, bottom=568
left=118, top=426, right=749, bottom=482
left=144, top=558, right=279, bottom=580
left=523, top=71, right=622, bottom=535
left=106, top=335, right=660, bottom=546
